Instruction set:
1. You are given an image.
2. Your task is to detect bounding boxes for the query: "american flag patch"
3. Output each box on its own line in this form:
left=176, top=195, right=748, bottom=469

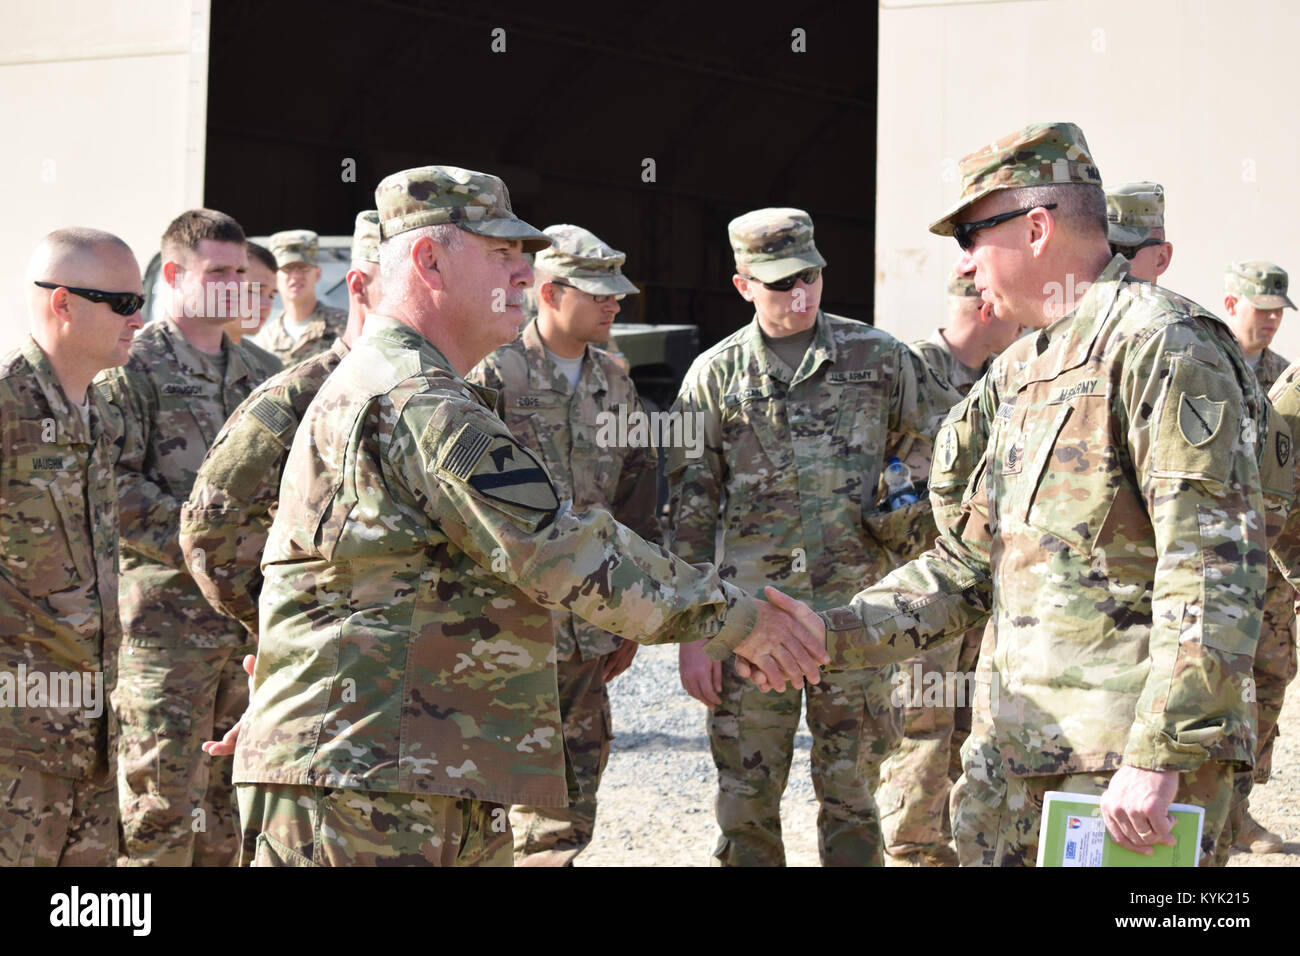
left=441, top=423, right=492, bottom=480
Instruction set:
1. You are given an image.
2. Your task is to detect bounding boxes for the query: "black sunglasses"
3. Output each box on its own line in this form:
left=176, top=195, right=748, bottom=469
left=1110, top=237, right=1167, bottom=259
left=741, top=267, right=823, bottom=292
left=953, top=203, right=1058, bottom=252
left=33, top=281, right=145, bottom=316
left=550, top=280, right=624, bottom=304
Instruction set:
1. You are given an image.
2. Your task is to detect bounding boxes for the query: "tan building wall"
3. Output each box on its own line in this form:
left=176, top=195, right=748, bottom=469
left=0, top=0, right=209, bottom=355
left=877, top=0, right=1300, bottom=364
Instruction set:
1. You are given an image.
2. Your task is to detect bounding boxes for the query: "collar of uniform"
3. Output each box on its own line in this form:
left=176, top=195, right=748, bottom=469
left=19, top=334, right=94, bottom=445
left=1020, top=254, right=1127, bottom=387
left=360, top=312, right=488, bottom=405
left=159, top=316, right=254, bottom=387
left=743, top=310, right=835, bottom=384
left=521, top=319, right=571, bottom=395
left=329, top=335, right=351, bottom=361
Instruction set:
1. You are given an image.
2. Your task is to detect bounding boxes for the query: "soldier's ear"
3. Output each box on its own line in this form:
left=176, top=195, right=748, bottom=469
left=1153, top=243, right=1173, bottom=277
left=1223, top=294, right=1237, bottom=318
left=162, top=259, right=183, bottom=289
left=412, top=235, right=446, bottom=292
left=732, top=274, right=755, bottom=302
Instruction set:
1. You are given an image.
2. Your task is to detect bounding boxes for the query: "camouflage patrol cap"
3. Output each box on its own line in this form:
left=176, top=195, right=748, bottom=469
left=1106, top=182, right=1165, bottom=245
left=947, top=274, right=979, bottom=297
left=374, top=165, right=551, bottom=253
left=728, top=207, right=827, bottom=283
left=929, top=122, right=1103, bottom=237
left=351, top=210, right=381, bottom=264
left=534, top=224, right=639, bottom=296
left=1226, top=261, right=1296, bottom=310
left=269, top=229, right=319, bottom=268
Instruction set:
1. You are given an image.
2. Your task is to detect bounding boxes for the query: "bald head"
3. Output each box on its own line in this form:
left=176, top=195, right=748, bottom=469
left=26, top=227, right=138, bottom=290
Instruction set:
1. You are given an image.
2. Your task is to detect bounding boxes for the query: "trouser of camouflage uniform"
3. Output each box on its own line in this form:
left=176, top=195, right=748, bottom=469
left=0, top=761, right=118, bottom=866
left=708, top=657, right=896, bottom=867
left=1222, top=574, right=1296, bottom=849
left=237, top=783, right=512, bottom=866
left=877, top=626, right=981, bottom=857
left=512, top=653, right=612, bottom=866
left=949, top=624, right=1005, bottom=867
left=993, top=762, right=1233, bottom=868
left=114, top=643, right=250, bottom=866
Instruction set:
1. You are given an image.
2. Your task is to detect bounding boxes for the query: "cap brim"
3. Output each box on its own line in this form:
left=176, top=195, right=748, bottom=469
left=276, top=253, right=315, bottom=267
left=1248, top=294, right=1296, bottom=310
left=567, top=273, right=639, bottom=296
left=460, top=218, right=553, bottom=254
left=1107, top=223, right=1153, bottom=245
left=743, top=250, right=827, bottom=283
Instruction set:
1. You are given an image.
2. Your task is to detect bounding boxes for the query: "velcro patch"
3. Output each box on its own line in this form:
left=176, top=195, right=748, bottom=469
left=1047, top=378, right=1101, bottom=404
left=936, top=424, right=959, bottom=472
left=1279, top=430, right=1292, bottom=469
left=826, top=370, right=880, bottom=384
left=247, top=397, right=295, bottom=437
left=162, top=383, right=203, bottom=396
left=995, top=401, right=1016, bottom=421
left=1178, top=393, right=1225, bottom=447
left=512, top=395, right=560, bottom=409
left=440, top=423, right=493, bottom=480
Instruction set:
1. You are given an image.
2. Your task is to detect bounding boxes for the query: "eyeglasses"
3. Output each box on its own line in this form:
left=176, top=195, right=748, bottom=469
left=953, top=204, right=1058, bottom=252
left=33, top=281, right=145, bottom=316
left=1110, top=237, right=1167, bottom=259
left=740, top=267, right=823, bottom=292
left=550, top=280, right=625, bottom=303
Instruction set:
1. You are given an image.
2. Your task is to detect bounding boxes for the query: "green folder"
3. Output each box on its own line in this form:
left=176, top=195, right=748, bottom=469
left=1037, top=791, right=1204, bottom=867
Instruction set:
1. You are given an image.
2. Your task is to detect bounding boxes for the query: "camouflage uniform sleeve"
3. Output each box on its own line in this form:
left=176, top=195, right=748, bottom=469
left=1119, top=325, right=1266, bottom=771
left=928, top=369, right=999, bottom=536
left=610, top=383, right=662, bottom=546
left=891, top=340, right=962, bottom=441
left=179, top=398, right=295, bottom=640
left=1266, top=370, right=1300, bottom=588
left=96, top=364, right=185, bottom=570
left=663, top=358, right=725, bottom=567
left=400, top=393, right=758, bottom=655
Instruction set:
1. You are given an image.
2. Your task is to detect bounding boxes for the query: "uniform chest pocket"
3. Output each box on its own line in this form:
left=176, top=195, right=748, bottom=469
left=570, top=424, right=618, bottom=506
left=0, top=465, right=92, bottom=596
left=721, top=391, right=794, bottom=490
left=1022, top=393, right=1120, bottom=555
left=154, top=395, right=213, bottom=485
left=504, top=402, right=568, bottom=496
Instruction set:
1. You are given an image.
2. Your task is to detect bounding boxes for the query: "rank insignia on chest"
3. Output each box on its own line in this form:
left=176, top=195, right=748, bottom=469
left=1004, top=441, right=1024, bottom=474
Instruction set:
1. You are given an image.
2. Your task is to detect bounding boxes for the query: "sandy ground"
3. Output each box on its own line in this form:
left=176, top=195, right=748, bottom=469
left=579, top=644, right=1298, bottom=867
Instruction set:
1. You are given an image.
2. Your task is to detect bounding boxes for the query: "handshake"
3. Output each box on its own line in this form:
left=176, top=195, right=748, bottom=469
left=682, top=586, right=829, bottom=706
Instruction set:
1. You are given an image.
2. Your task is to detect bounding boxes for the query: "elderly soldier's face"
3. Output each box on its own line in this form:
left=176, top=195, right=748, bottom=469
left=171, top=239, right=248, bottom=322
left=953, top=194, right=1047, bottom=329
left=1226, top=295, right=1284, bottom=354
left=445, top=233, right=533, bottom=350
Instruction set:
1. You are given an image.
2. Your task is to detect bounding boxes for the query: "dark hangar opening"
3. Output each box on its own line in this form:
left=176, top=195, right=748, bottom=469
left=204, top=0, right=878, bottom=352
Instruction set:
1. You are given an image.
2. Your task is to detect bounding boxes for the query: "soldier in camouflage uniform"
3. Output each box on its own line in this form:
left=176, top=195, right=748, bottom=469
left=759, top=122, right=1290, bottom=867
left=233, top=166, right=828, bottom=867
left=0, top=229, right=143, bottom=866
left=469, top=224, right=658, bottom=866
left=1221, top=261, right=1296, bottom=855
left=668, top=208, right=960, bottom=867
left=222, top=241, right=285, bottom=380
left=96, top=209, right=276, bottom=866
left=181, top=211, right=381, bottom=656
left=876, top=271, right=1022, bottom=867
left=252, top=230, right=348, bottom=364
left=1106, top=182, right=1174, bottom=283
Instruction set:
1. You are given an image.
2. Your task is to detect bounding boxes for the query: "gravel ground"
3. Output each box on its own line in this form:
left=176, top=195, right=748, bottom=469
left=579, top=644, right=1299, bottom=867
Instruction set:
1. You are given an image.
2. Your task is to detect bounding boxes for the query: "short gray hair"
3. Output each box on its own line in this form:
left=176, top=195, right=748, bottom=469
left=1004, top=183, right=1107, bottom=239
left=379, top=224, right=464, bottom=300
